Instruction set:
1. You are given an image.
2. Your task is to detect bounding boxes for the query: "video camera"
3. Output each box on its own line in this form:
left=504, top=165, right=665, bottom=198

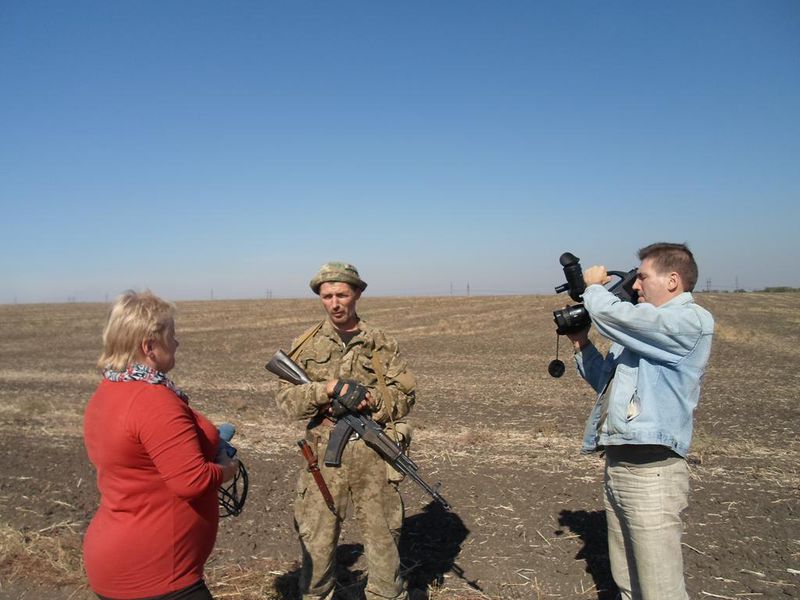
left=552, top=252, right=639, bottom=335
left=548, top=252, right=638, bottom=378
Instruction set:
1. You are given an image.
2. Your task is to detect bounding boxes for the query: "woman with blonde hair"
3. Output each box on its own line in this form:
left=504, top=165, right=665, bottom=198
left=83, top=290, right=238, bottom=600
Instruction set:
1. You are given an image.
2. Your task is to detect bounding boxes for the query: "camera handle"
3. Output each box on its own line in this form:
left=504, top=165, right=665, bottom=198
left=606, top=269, right=639, bottom=303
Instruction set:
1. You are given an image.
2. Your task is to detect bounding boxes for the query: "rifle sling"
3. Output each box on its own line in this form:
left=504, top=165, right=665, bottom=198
left=371, top=352, right=401, bottom=444
left=287, top=320, right=325, bottom=360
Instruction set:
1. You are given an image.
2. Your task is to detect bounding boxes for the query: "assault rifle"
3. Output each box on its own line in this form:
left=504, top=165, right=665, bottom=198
left=266, top=350, right=450, bottom=510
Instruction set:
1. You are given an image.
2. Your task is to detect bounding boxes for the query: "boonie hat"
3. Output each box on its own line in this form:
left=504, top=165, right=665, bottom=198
left=309, top=262, right=368, bottom=294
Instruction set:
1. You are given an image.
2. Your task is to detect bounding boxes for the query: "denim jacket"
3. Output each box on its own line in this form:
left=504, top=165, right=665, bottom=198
left=575, top=285, right=714, bottom=457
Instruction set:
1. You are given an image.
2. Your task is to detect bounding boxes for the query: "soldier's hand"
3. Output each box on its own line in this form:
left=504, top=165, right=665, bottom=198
left=360, top=390, right=375, bottom=412
left=328, top=379, right=369, bottom=416
left=325, top=379, right=340, bottom=398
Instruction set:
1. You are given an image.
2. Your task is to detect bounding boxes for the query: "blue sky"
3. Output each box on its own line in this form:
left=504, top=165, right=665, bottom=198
left=1, top=1, right=798, bottom=302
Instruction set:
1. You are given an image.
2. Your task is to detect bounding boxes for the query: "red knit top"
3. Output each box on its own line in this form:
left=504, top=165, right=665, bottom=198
left=83, top=379, right=224, bottom=599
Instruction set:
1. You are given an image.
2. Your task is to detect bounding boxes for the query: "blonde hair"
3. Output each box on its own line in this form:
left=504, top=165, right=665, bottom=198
left=97, top=290, right=176, bottom=371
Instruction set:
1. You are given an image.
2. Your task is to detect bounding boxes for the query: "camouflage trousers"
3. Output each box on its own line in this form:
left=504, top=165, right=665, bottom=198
left=293, top=433, right=407, bottom=600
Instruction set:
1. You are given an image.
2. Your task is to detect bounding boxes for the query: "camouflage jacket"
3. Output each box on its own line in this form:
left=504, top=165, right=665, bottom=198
left=275, top=318, right=416, bottom=426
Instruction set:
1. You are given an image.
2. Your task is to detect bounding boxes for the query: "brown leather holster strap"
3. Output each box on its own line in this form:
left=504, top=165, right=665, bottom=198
left=297, top=439, right=336, bottom=513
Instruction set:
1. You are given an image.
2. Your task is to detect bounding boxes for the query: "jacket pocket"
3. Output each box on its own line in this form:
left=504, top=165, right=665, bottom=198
left=303, top=348, right=333, bottom=381
left=606, top=365, right=637, bottom=433
left=293, top=472, right=311, bottom=531
left=626, top=391, right=641, bottom=421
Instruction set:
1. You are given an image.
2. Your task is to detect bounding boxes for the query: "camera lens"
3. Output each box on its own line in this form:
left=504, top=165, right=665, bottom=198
left=553, top=304, right=591, bottom=334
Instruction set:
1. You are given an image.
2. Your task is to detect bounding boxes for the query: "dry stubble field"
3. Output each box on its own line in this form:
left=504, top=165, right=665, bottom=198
left=0, top=293, right=798, bottom=599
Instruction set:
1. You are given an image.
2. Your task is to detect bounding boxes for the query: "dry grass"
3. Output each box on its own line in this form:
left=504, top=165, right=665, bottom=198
left=0, top=523, right=87, bottom=590
left=205, top=559, right=291, bottom=600
left=1, top=293, right=799, bottom=599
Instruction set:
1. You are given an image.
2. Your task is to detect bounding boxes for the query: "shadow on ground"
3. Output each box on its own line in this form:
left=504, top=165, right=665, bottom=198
left=400, top=502, right=476, bottom=595
left=274, top=543, right=367, bottom=600
left=556, top=509, right=618, bottom=600
left=274, top=503, right=473, bottom=599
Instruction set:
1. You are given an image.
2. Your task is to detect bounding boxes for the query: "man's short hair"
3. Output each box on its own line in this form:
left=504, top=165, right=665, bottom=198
left=638, top=243, right=698, bottom=292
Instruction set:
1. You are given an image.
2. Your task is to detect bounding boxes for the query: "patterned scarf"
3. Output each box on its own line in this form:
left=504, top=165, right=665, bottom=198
left=104, top=363, right=190, bottom=403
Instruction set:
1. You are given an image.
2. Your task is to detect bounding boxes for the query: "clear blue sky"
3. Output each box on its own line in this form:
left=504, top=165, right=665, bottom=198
left=2, top=1, right=798, bottom=302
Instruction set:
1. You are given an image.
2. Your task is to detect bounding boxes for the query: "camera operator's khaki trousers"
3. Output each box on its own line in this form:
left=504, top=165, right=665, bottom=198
left=293, top=436, right=407, bottom=600
left=604, top=457, right=690, bottom=600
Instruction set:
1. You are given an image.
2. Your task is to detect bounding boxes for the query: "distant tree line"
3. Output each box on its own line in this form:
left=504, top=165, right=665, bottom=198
left=697, top=287, right=800, bottom=294
left=758, top=286, right=800, bottom=293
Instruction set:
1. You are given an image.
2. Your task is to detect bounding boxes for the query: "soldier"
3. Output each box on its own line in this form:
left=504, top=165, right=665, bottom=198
left=276, top=262, right=416, bottom=600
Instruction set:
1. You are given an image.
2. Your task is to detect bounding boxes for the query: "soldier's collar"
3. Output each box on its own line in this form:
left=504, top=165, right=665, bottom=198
left=322, top=317, right=367, bottom=342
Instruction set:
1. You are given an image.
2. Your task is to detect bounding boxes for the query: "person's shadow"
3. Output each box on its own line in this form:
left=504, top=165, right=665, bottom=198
left=274, top=503, right=473, bottom=599
left=400, top=502, right=477, bottom=597
left=274, top=543, right=367, bottom=600
left=556, top=509, right=619, bottom=600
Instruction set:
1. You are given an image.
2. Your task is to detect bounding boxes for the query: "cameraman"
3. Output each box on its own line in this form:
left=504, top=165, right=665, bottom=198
left=565, top=243, right=714, bottom=600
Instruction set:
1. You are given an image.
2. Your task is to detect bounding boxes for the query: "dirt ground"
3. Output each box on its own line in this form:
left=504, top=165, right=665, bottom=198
left=0, top=293, right=798, bottom=599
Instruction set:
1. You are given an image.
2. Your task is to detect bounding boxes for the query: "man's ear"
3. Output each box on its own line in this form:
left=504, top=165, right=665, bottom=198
left=667, top=272, right=681, bottom=293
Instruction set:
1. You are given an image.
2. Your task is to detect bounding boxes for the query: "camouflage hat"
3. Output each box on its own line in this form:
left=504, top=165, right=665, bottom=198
left=309, top=262, right=368, bottom=294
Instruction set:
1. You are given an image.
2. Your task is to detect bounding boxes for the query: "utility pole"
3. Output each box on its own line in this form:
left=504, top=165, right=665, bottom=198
left=466, top=282, right=470, bottom=297
left=705, top=278, right=711, bottom=292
